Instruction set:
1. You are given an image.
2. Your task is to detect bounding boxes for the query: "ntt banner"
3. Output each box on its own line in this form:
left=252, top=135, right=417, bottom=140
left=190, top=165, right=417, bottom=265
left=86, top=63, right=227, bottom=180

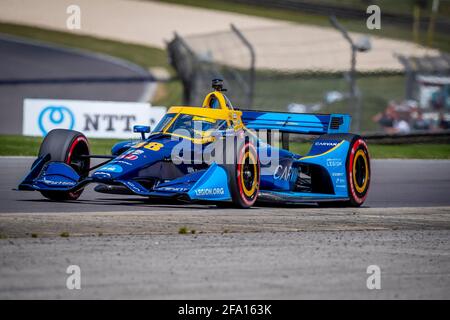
left=23, top=99, right=166, bottom=139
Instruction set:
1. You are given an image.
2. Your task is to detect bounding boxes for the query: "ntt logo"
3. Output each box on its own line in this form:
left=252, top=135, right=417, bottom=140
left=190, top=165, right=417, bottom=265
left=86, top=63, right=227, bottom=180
left=38, top=105, right=75, bottom=135
left=24, top=99, right=166, bottom=139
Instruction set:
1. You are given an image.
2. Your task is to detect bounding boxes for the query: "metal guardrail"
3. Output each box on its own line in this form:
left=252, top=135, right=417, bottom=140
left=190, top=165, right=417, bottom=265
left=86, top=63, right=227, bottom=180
left=362, top=130, right=450, bottom=144
left=289, top=130, right=450, bottom=144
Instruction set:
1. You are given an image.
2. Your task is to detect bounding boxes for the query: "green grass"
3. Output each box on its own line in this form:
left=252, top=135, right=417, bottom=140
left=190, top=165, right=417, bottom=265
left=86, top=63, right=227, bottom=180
left=158, top=0, right=450, bottom=19
left=368, top=143, right=450, bottom=159
left=0, top=135, right=121, bottom=156
left=155, top=0, right=450, bottom=53
left=1, top=135, right=449, bottom=159
left=178, top=226, right=189, bottom=234
left=290, top=142, right=450, bottom=159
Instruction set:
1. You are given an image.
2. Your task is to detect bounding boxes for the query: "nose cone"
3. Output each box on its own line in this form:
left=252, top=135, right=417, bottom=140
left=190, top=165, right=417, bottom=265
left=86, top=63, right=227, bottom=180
left=92, top=137, right=179, bottom=182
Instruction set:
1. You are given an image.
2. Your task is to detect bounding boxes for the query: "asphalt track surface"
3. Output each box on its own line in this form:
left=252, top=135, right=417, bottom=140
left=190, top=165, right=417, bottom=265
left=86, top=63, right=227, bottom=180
left=1, top=230, right=449, bottom=299
left=0, top=34, right=154, bottom=134
left=1, top=158, right=449, bottom=299
left=2, top=158, right=450, bottom=213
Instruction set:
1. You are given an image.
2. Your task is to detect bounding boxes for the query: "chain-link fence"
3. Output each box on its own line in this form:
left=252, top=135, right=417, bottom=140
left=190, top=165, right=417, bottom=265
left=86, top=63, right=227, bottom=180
left=167, top=25, right=255, bottom=108
left=167, top=22, right=448, bottom=132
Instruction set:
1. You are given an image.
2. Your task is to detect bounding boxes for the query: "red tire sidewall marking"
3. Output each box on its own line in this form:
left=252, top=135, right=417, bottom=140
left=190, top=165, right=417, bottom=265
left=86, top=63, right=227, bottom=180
left=66, top=136, right=89, bottom=199
left=66, top=136, right=89, bottom=165
left=348, top=139, right=370, bottom=204
left=237, top=142, right=259, bottom=206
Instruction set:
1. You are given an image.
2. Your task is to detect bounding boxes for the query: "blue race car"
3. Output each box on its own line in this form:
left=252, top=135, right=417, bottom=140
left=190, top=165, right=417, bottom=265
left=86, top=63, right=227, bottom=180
left=18, top=79, right=370, bottom=208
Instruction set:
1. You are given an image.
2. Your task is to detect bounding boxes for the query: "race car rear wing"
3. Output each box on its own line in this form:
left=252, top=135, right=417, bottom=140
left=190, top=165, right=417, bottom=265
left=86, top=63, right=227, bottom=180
left=241, top=111, right=351, bottom=135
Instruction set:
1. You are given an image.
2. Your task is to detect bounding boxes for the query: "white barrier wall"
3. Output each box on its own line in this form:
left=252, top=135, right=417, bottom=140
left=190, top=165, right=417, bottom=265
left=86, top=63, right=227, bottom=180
left=23, top=99, right=166, bottom=138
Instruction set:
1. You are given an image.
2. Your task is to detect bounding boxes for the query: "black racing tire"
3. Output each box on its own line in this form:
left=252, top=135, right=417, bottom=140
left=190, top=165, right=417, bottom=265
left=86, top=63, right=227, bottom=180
left=38, top=129, right=90, bottom=201
left=346, top=137, right=371, bottom=206
left=317, top=134, right=370, bottom=207
left=218, top=134, right=260, bottom=208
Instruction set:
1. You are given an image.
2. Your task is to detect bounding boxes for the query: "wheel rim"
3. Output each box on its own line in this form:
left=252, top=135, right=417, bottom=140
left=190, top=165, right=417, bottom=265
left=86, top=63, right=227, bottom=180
left=236, top=142, right=259, bottom=206
left=240, top=151, right=258, bottom=197
left=352, top=149, right=368, bottom=194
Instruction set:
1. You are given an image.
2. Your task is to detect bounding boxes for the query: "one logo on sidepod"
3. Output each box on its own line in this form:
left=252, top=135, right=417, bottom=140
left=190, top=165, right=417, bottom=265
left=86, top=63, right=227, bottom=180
left=98, top=164, right=123, bottom=173
left=38, top=105, right=75, bottom=135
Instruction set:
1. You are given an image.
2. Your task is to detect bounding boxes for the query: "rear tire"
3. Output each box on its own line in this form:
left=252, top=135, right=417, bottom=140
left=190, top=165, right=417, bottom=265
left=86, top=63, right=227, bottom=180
left=38, top=129, right=90, bottom=201
left=346, top=137, right=370, bottom=206
left=317, top=134, right=370, bottom=207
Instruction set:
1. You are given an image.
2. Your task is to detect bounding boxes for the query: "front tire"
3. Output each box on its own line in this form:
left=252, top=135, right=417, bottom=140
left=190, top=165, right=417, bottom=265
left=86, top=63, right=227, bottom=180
left=38, top=129, right=90, bottom=201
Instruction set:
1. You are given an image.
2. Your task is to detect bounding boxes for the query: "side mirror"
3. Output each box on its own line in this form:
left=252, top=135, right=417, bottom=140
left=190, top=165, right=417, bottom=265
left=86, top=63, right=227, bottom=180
left=133, top=125, right=151, bottom=140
